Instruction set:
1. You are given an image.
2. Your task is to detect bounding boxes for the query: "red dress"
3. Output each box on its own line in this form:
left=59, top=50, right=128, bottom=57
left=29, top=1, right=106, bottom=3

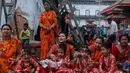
left=91, top=54, right=121, bottom=73
left=15, top=56, right=40, bottom=73
left=111, top=45, right=130, bottom=63
left=15, top=56, right=46, bottom=73
left=48, top=44, right=75, bottom=58
left=56, top=57, right=75, bottom=73
left=79, top=55, right=91, bottom=73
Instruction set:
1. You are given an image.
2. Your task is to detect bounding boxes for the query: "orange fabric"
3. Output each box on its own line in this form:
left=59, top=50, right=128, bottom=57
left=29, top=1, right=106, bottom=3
left=89, top=45, right=102, bottom=62
left=40, top=10, right=57, bottom=60
left=89, top=40, right=95, bottom=46
left=0, top=38, right=22, bottom=73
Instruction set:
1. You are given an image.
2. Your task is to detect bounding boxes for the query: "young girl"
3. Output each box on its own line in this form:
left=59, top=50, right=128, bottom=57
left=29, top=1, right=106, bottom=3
left=56, top=48, right=75, bottom=73
left=78, top=48, right=91, bottom=73
left=91, top=40, right=121, bottom=73
left=15, top=53, right=40, bottom=73
left=122, top=52, right=130, bottom=73
left=40, top=48, right=68, bottom=73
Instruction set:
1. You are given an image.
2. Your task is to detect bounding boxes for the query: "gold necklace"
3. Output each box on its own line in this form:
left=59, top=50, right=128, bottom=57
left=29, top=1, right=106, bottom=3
left=1, top=38, right=10, bottom=52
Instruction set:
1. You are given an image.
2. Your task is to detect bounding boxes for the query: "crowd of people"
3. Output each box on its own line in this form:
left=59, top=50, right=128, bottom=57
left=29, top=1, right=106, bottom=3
left=0, top=1, right=130, bottom=73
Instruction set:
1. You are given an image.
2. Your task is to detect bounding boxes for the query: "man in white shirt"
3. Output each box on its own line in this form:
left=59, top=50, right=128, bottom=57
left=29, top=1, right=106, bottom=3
left=107, top=18, right=118, bottom=44
left=107, top=18, right=118, bottom=35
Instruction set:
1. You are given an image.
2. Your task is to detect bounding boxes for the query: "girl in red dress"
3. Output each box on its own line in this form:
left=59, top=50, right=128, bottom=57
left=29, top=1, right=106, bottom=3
left=79, top=48, right=92, bottom=73
left=56, top=48, right=75, bottom=73
left=91, top=40, right=122, bottom=73
left=15, top=53, right=41, bottom=73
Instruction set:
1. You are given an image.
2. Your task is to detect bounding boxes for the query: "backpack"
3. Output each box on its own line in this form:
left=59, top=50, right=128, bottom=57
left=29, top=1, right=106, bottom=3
left=34, top=25, right=41, bottom=41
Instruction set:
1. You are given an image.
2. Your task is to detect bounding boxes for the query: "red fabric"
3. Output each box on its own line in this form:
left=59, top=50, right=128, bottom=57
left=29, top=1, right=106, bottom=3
left=15, top=56, right=41, bottom=73
left=91, top=54, right=120, bottom=73
left=79, top=55, right=91, bottom=73
left=39, top=66, right=46, bottom=73
left=56, top=57, right=75, bottom=73
left=89, top=40, right=95, bottom=46
left=111, top=45, right=130, bottom=63
left=56, top=68, right=75, bottom=73
left=48, top=44, right=75, bottom=58
left=31, top=56, right=46, bottom=73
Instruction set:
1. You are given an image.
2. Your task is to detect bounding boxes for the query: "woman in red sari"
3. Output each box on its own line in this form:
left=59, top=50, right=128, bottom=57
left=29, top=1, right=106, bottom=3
left=91, top=40, right=121, bottom=73
left=47, top=33, right=75, bottom=60
left=88, top=36, right=104, bottom=71
left=39, top=1, right=58, bottom=60
left=111, top=34, right=130, bottom=69
left=0, top=24, right=22, bottom=73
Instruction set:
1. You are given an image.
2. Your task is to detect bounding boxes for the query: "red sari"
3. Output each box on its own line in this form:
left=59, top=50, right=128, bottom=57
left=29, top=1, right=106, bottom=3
left=91, top=54, right=121, bottom=73
left=111, top=45, right=130, bottom=63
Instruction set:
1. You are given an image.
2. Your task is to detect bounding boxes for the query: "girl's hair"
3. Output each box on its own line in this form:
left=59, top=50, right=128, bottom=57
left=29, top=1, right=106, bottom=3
left=80, top=48, right=91, bottom=55
left=59, top=43, right=67, bottom=55
left=1, top=24, right=12, bottom=30
left=59, top=43, right=74, bottom=60
left=60, top=32, right=66, bottom=35
left=44, top=1, right=50, bottom=4
left=95, top=36, right=104, bottom=43
left=102, top=39, right=112, bottom=50
left=119, top=34, right=129, bottom=42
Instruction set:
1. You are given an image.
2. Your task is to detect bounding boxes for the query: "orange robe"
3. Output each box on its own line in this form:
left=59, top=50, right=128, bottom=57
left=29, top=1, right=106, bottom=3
left=0, top=38, right=22, bottom=73
left=40, top=10, right=57, bottom=60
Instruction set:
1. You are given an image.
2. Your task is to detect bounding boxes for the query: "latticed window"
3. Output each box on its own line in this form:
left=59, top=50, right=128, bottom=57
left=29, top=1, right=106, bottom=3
left=85, top=10, right=90, bottom=16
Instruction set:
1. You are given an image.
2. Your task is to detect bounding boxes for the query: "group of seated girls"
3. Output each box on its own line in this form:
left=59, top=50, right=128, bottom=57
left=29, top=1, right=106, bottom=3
left=38, top=34, right=130, bottom=73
